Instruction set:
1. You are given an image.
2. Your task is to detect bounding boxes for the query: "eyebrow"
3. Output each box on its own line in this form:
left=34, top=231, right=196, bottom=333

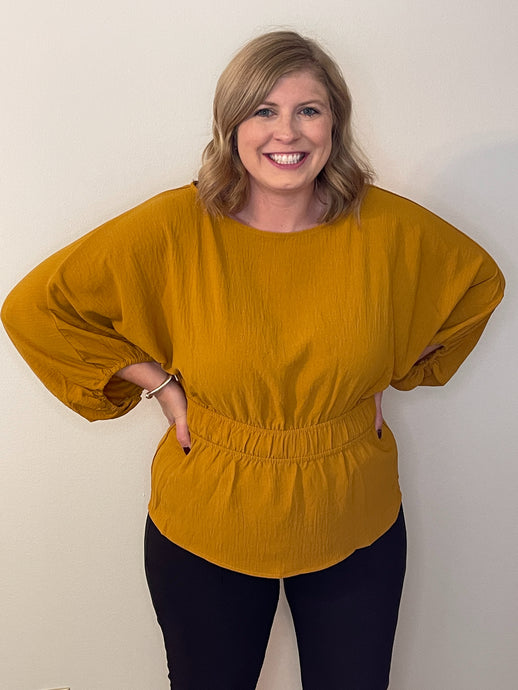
left=259, top=99, right=329, bottom=108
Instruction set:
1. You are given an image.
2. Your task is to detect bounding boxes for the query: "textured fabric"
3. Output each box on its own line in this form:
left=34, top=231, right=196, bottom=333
left=2, top=183, right=504, bottom=576
left=145, top=509, right=406, bottom=690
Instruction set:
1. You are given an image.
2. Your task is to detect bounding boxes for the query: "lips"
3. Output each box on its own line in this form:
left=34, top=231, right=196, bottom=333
left=266, top=153, right=306, bottom=165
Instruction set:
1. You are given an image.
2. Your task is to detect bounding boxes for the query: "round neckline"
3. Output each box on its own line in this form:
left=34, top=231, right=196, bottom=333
left=189, top=182, right=343, bottom=239
left=223, top=213, right=340, bottom=239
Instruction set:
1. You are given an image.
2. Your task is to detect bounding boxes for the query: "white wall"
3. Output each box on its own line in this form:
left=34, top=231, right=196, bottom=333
left=1, top=2, right=516, bottom=689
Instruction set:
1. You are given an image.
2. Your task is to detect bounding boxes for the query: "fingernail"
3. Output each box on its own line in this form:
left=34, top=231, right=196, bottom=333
left=183, top=447, right=191, bottom=455
left=377, top=429, right=382, bottom=439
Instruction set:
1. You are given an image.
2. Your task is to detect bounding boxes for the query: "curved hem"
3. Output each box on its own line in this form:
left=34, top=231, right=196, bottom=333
left=148, top=498, right=402, bottom=579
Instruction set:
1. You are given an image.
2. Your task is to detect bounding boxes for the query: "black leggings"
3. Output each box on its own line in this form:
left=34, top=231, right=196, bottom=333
left=144, top=508, right=406, bottom=690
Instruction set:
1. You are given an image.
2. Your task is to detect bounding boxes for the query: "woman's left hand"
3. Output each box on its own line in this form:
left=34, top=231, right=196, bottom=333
left=374, top=390, right=384, bottom=438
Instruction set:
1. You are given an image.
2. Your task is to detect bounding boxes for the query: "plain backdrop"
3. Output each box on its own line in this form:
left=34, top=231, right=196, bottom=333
left=1, top=2, right=516, bottom=689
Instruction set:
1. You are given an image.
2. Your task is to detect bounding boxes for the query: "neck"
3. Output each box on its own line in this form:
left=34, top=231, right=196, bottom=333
left=234, top=185, right=325, bottom=233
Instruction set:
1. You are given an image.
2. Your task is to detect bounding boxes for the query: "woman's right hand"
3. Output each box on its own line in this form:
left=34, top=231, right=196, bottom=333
left=154, top=379, right=191, bottom=453
left=115, top=362, right=192, bottom=453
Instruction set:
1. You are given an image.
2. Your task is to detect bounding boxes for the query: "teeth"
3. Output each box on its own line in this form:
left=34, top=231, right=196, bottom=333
left=268, top=153, right=305, bottom=165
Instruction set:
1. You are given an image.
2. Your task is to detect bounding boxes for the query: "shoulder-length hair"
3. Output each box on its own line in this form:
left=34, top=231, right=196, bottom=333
left=197, top=30, right=373, bottom=223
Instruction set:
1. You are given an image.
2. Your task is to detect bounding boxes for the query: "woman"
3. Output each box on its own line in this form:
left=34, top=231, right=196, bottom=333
left=2, top=30, right=504, bottom=689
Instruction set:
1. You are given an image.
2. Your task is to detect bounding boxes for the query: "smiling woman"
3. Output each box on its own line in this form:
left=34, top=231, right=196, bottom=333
left=1, top=29, right=504, bottom=690
left=197, top=30, right=372, bottom=224
left=234, top=71, right=333, bottom=231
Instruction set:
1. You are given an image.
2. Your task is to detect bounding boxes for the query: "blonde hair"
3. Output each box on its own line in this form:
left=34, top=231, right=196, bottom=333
left=197, top=30, right=373, bottom=223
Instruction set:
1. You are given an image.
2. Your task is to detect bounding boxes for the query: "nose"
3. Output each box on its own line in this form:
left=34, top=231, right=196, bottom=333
left=273, top=114, right=300, bottom=142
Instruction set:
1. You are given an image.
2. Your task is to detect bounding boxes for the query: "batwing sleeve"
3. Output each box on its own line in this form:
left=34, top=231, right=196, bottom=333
left=1, top=194, right=176, bottom=420
left=389, top=197, right=505, bottom=390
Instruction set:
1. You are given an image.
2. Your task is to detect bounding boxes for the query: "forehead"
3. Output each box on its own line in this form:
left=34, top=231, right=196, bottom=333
left=263, top=69, right=330, bottom=102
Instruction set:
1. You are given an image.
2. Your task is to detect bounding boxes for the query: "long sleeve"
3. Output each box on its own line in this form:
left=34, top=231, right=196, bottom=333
left=1, top=191, right=179, bottom=420
left=387, top=194, right=505, bottom=390
left=2, top=182, right=504, bottom=577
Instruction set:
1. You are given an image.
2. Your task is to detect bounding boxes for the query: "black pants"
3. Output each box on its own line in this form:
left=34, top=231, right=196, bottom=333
left=144, top=508, right=406, bottom=690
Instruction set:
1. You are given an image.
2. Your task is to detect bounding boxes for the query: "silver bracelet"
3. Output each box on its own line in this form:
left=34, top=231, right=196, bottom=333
left=145, top=373, right=175, bottom=399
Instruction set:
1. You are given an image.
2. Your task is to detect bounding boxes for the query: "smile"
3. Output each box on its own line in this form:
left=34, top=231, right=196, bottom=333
left=266, top=153, right=306, bottom=165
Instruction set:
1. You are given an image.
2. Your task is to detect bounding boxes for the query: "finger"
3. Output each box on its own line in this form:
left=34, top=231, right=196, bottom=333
left=174, top=413, right=192, bottom=453
left=374, top=391, right=384, bottom=438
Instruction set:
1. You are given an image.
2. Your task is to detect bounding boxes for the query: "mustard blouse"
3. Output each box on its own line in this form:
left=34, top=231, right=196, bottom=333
left=1, top=184, right=504, bottom=577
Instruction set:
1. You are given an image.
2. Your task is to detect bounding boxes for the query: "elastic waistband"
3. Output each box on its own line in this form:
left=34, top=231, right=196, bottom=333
left=186, top=397, right=376, bottom=462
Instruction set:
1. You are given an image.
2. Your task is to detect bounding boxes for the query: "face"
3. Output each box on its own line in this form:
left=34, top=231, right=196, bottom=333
left=236, top=70, right=333, bottom=198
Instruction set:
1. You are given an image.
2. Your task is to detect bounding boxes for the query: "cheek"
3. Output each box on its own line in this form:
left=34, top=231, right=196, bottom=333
left=235, top=125, right=263, bottom=177
left=312, top=119, right=333, bottom=153
left=318, top=127, right=333, bottom=163
left=236, top=122, right=260, bottom=155
left=235, top=124, right=246, bottom=152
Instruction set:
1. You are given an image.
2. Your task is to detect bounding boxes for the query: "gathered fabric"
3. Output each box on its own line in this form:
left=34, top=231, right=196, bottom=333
left=149, top=395, right=400, bottom=576
left=1, top=183, right=504, bottom=576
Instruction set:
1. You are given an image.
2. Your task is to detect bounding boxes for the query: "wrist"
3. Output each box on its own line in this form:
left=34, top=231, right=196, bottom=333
left=116, top=361, right=170, bottom=391
left=145, top=374, right=177, bottom=399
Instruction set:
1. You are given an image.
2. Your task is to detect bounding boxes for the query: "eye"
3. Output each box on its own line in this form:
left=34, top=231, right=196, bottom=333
left=254, top=107, right=274, bottom=118
left=300, top=106, right=319, bottom=117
